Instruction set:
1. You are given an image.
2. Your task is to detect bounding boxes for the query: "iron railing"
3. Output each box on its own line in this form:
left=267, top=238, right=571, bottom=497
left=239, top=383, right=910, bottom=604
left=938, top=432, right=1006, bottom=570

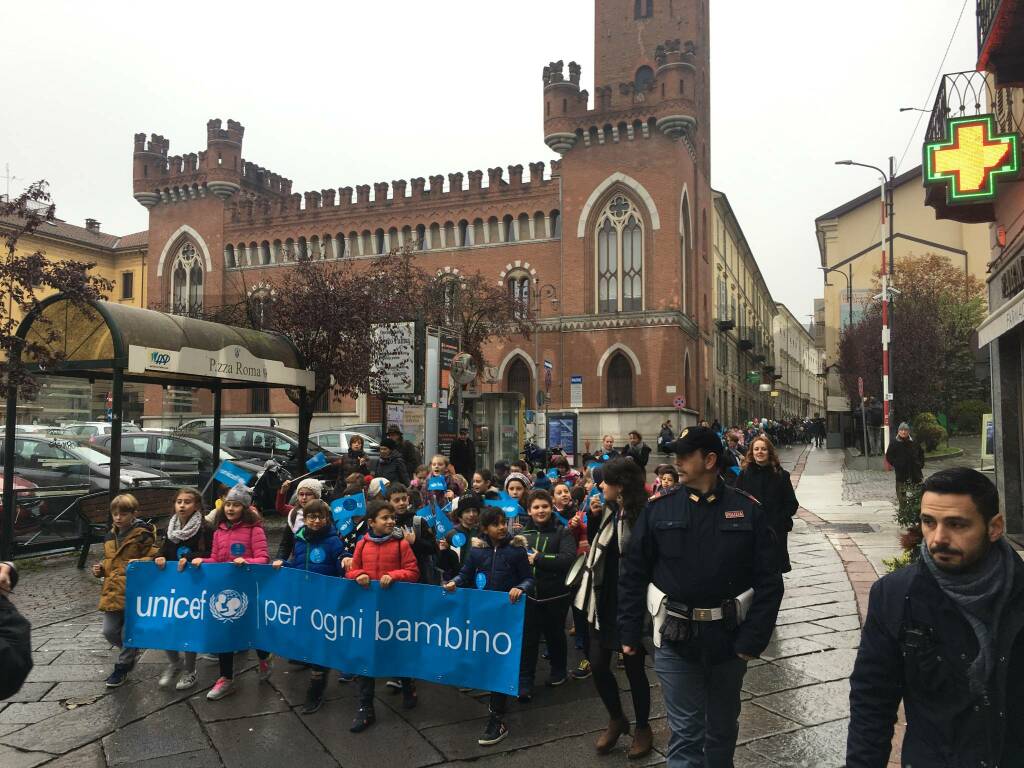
left=977, top=0, right=1001, bottom=61
left=927, top=70, right=1024, bottom=143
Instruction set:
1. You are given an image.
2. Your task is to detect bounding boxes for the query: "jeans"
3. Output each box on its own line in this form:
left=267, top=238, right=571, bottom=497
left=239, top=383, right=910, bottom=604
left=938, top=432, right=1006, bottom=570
left=520, top=595, right=570, bottom=687
left=654, top=642, right=747, bottom=768
left=101, top=610, right=140, bottom=667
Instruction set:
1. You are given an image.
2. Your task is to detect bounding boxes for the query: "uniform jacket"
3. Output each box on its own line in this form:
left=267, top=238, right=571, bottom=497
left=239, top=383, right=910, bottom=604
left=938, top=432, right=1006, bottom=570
left=204, top=520, right=269, bottom=565
left=453, top=534, right=534, bottom=594
left=284, top=524, right=349, bottom=577
left=0, top=563, right=32, bottom=700
left=346, top=535, right=419, bottom=582
left=157, top=518, right=212, bottom=563
left=847, top=554, right=1024, bottom=768
left=97, top=520, right=160, bottom=612
left=375, top=454, right=410, bottom=486
left=520, top=518, right=576, bottom=599
left=885, top=437, right=925, bottom=484
left=617, top=482, right=783, bottom=662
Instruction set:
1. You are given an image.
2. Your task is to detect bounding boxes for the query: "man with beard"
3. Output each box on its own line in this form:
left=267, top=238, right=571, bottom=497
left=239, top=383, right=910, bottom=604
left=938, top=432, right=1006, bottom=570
left=847, top=467, right=1024, bottom=767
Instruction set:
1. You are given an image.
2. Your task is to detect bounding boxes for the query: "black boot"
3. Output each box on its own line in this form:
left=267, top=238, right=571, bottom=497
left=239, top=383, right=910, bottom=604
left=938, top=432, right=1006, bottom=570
left=349, top=706, right=376, bottom=733
left=302, top=674, right=326, bottom=715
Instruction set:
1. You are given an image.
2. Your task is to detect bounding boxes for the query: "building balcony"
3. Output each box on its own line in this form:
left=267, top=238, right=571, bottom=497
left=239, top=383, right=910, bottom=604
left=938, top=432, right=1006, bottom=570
left=977, top=0, right=1024, bottom=85
left=738, top=337, right=754, bottom=351
left=923, top=70, right=1024, bottom=223
left=715, top=317, right=735, bottom=331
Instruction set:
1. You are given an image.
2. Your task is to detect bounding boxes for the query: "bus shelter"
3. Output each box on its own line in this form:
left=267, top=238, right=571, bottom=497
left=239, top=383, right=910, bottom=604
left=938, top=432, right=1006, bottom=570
left=1, top=295, right=314, bottom=559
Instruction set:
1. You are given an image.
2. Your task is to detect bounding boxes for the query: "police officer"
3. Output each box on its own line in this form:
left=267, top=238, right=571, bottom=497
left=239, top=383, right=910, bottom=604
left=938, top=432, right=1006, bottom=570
left=618, top=427, right=783, bottom=768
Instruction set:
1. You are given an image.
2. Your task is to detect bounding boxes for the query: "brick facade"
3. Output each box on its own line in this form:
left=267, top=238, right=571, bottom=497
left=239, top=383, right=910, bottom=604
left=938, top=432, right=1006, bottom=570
left=134, top=0, right=713, bottom=443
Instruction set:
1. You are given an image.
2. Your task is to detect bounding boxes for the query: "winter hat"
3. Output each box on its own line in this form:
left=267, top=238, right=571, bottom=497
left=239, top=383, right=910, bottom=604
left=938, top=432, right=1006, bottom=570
left=504, top=471, right=532, bottom=491
left=367, top=477, right=391, bottom=499
left=454, top=493, right=484, bottom=518
left=225, top=483, right=252, bottom=507
left=296, top=478, right=323, bottom=498
left=898, top=422, right=911, bottom=432
left=380, top=437, right=398, bottom=451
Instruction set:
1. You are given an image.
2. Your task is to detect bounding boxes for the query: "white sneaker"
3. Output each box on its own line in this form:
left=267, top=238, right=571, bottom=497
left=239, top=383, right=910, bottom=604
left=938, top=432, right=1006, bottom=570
left=175, top=670, right=198, bottom=690
left=158, top=664, right=181, bottom=689
left=206, top=676, right=235, bottom=700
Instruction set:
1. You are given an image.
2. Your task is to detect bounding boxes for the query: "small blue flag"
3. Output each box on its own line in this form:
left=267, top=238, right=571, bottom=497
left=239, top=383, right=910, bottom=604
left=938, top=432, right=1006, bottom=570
left=414, top=504, right=436, bottom=529
left=546, top=468, right=558, bottom=480
left=213, top=460, right=255, bottom=488
left=484, top=497, right=521, bottom=517
left=436, top=514, right=452, bottom=537
left=336, top=518, right=354, bottom=537
left=331, top=492, right=367, bottom=525
left=305, top=452, right=328, bottom=473
left=427, top=475, right=448, bottom=492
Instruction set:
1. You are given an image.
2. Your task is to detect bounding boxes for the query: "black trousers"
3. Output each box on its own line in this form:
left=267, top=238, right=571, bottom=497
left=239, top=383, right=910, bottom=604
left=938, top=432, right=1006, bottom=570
left=357, top=676, right=412, bottom=708
left=520, top=595, right=570, bottom=685
left=218, top=649, right=268, bottom=680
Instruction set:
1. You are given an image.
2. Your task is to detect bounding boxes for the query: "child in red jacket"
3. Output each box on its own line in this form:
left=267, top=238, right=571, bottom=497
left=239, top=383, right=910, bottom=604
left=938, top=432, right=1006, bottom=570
left=346, top=499, right=419, bottom=732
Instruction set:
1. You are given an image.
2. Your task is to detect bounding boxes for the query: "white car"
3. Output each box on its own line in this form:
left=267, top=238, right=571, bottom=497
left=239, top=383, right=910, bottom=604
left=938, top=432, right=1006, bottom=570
left=310, top=430, right=380, bottom=456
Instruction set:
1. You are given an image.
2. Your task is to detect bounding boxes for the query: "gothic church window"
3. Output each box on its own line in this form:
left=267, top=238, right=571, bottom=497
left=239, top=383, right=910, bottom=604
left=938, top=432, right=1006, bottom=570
left=634, top=0, right=653, bottom=19
left=171, top=241, right=203, bottom=316
left=507, top=274, right=531, bottom=320
left=506, top=358, right=531, bottom=403
left=607, top=353, right=634, bottom=407
left=595, top=194, right=644, bottom=314
left=634, top=66, right=654, bottom=91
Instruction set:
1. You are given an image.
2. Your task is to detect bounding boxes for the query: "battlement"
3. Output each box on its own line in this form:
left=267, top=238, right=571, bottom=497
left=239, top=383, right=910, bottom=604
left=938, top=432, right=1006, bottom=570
left=207, top=118, right=244, bottom=145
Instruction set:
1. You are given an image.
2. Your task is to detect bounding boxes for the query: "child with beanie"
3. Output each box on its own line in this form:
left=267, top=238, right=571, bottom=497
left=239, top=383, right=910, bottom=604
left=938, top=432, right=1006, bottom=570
left=275, top=478, right=323, bottom=562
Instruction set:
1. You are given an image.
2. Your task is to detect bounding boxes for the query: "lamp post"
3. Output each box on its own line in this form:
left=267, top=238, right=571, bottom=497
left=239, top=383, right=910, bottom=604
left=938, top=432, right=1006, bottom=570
left=819, top=266, right=853, bottom=330
left=530, top=281, right=559, bottom=448
left=836, top=157, right=896, bottom=449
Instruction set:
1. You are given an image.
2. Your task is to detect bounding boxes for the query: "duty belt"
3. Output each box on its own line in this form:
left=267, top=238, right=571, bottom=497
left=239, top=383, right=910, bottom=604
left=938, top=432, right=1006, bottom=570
left=666, top=602, right=724, bottom=622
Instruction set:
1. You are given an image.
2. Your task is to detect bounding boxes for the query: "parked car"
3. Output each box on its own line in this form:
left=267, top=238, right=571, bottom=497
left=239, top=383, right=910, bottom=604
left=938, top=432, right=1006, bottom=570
left=337, top=423, right=384, bottom=442
left=174, top=416, right=279, bottom=432
left=0, top=436, right=173, bottom=494
left=193, top=425, right=340, bottom=480
left=310, top=430, right=380, bottom=456
left=91, top=433, right=264, bottom=490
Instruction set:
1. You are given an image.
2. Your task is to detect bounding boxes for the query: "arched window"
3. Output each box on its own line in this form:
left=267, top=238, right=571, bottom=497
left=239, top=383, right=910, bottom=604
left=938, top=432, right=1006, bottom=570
left=634, top=0, right=653, bottom=19
left=171, top=241, right=203, bottom=316
left=506, top=358, right=531, bottom=403
left=681, top=194, right=692, bottom=314
left=415, top=224, right=427, bottom=250
left=224, top=244, right=235, bottom=268
left=260, top=241, right=271, bottom=265
left=507, top=274, right=531, bottom=320
left=458, top=220, right=470, bottom=247
left=595, top=194, right=644, bottom=313
left=297, top=237, right=308, bottom=260
left=606, top=353, right=634, bottom=408
left=634, top=66, right=654, bottom=91
left=550, top=210, right=561, bottom=238
left=503, top=214, right=516, bottom=243
left=375, top=229, right=386, bottom=255
left=335, top=233, right=346, bottom=258
left=518, top=213, right=531, bottom=240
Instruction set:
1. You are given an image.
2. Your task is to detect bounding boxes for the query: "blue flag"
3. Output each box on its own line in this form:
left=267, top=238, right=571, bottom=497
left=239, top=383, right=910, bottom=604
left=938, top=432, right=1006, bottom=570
left=305, top=452, right=328, bottom=473
left=484, top=497, right=521, bottom=518
left=331, top=493, right=367, bottom=525
left=124, top=562, right=524, bottom=694
left=414, top=504, right=436, bottom=529
left=427, top=475, right=448, bottom=492
left=546, top=468, right=559, bottom=480
left=213, top=460, right=255, bottom=488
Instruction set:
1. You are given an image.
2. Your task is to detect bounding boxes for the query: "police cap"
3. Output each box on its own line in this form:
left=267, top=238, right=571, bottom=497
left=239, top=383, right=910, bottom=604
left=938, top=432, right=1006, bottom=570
left=671, top=426, right=723, bottom=459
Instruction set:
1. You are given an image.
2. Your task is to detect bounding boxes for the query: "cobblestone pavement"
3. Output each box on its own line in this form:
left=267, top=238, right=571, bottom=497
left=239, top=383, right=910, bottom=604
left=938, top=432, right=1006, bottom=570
left=2, top=447, right=863, bottom=768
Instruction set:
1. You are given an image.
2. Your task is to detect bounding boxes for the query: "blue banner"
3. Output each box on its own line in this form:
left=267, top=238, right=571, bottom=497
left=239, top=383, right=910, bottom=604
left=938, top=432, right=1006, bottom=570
left=124, top=563, right=524, bottom=694
left=213, top=460, right=255, bottom=488
left=305, top=452, right=328, bottom=473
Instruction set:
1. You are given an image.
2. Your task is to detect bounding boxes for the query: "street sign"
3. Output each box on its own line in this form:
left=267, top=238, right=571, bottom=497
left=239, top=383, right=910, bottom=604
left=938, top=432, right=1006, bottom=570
left=857, top=376, right=864, bottom=397
left=673, top=396, right=686, bottom=410
left=543, top=360, right=553, bottom=370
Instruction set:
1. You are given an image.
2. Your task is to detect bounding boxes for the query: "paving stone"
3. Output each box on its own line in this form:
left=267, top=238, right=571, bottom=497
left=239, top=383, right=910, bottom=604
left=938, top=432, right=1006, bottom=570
left=268, top=667, right=359, bottom=707
left=25, top=664, right=109, bottom=683
left=760, top=637, right=828, bottom=661
left=34, top=742, right=106, bottom=768
left=0, top=723, right=26, bottom=738
left=745, top=717, right=849, bottom=767
left=189, top=672, right=290, bottom=723
left=48, top=648, right=117, bottom=666
left=36, top=638, right=113, bottom=652
left=806, top=601, right=859, bottom=619
left=774, top=649, right=859, bottom=683
left=0, top=745, right=52, bottom=768
left=102, top=702, right=208, bottom=765
left=810, top=630, right=861, bottom=650
left=0, top=701, right=66, bottom=724
left=375, top=680, right=489, bottom=729
left=30, top=650, right=63, bottom=666
left=741, top=664, right=818, bottom=696
left=734, top=743, right=781, bottom=766
left=447, top=729, right=666, bottom=767
left=810, top=614, right=861, bottom=631
left=775, top=607, right=840, bottom=626
left=736, top=701, right=801, bottom=743
left=1, top=683, right=54, bottom=704
left=128, top=750, right=223, bottom=768
left=753, top=679, right=850, bottom=726
left=780, top=594, right=848, bottom=611
left=770, top=622, right=836, bottom=641
left=205, top=712, right=337, bottom=768
left=41, top=682, right=110, bottom=702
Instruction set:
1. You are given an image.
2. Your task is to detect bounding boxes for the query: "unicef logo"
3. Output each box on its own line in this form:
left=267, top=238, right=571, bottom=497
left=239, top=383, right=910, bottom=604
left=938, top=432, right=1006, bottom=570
left=209, top=590, right=249, bottom=623
left=309, top=546, right=326, bottom=564
left=342, top=498, right=357, bottom=512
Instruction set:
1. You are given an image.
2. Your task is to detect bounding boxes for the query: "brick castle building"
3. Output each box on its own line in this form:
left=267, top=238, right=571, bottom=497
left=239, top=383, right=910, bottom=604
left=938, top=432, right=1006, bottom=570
left=133, top=0, right=712, bottom=446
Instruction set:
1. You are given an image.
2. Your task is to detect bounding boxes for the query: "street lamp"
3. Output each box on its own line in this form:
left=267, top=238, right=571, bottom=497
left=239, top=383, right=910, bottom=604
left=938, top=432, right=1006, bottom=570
left=835, top=157, right=896, bottom=449
left=530, top=281, right=559, bottom=448
left=819, top=266, right=853, bottom=330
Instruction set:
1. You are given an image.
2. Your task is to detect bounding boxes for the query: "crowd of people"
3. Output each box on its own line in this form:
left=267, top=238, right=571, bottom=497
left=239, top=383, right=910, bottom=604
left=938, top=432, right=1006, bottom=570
left=2, top=416, right=1021, bottom=767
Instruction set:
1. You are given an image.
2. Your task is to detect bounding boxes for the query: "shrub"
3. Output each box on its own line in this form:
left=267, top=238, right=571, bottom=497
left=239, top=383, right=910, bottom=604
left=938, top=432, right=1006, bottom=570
left=951, top=399, right=988, bottom=435
left=884, top=550, right=913, bottom=573
left=911, top=412, right=947, bottom=452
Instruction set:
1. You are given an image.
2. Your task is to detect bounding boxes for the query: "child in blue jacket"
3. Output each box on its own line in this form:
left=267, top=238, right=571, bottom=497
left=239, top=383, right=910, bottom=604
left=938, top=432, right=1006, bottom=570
left=444, top=506, right=534, bottom=747
left=272, top=499, right=349, bottom=713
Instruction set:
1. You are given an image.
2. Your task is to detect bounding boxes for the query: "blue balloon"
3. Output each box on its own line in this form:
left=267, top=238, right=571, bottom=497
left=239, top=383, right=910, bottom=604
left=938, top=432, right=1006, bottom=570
left=475, top=571, right=488, bottom=589
left=451, top=532, right=467, bottom=548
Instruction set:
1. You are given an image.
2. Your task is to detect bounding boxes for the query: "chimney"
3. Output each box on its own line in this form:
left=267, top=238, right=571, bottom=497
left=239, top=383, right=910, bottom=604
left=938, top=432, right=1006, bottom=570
left=85, top=218, right=101, bottom=233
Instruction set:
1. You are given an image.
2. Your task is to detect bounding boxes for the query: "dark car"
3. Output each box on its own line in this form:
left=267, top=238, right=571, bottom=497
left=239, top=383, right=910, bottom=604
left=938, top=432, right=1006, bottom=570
left=194, top=426, right=338, bottom=474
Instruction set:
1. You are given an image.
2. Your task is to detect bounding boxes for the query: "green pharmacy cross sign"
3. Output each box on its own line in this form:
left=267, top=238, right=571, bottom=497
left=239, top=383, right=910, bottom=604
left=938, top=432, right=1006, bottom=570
left=746, top=371, right=761, bottom=385
left=923, top=114, right=1021, bottom=205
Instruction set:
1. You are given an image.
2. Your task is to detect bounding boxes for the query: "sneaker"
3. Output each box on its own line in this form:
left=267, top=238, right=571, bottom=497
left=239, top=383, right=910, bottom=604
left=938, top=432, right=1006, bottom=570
left=338, top=672, right=356, bottom=683
left=385, top=679, right=403, bottom=692
left=158, top=664, right=181, bottom=689
left=402, top=684, right=418, bottom=710
left=175, top=670, right=198, bottom=691
left=546, top=672, right=568, bottom=687
left=258, top=657, right=273, bottom=681
left=206, top=676, right=235, bottom=700
left=349, top=707, right=376, bottom=733
left=302, top=676, right=327, bottom=715
left=198, top=653, right=218, bottom=662
left=105, top=664, right=130, bottom=688
left=478, top=715, right=509, bottom=746
left=572, top=659, right=592, bottom=680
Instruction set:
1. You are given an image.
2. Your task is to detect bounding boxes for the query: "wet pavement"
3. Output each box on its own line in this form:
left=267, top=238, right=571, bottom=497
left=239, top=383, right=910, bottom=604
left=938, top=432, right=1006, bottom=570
left=2, top=446, right=868, bottom=767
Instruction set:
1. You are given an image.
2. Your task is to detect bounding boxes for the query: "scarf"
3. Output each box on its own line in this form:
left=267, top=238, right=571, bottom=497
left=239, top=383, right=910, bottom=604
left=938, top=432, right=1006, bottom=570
left=366, top=532, right=393, bottom=544
left=166, top=511, right=203, bottom=544
left=572, top=503, right=628, bottom=629
left=919, top=536, right=1015, bottom=695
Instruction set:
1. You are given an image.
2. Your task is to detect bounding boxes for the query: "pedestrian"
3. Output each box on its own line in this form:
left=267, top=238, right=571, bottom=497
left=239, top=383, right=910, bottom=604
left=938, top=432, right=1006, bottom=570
left=154, top=487, right=211, bottom=690
left=340, top=434, right=371, bottom=478
left=347, top=499, right=421, bottom=731
left=618, top=427, right=784, bottom=767
left=736, top=435, right=799, bottom=572
left=519, top=489, right=576, bottom=700
left=274, top=478, right=324, bottom=564
left=92, top=493, right=160, bottom=688
left=884, top=421, right=925, bottom=506
left=438, top=492, right=483, bottom=582
left=550, top=455, right=581, bottom=487
left=622, top=430, right=652, bottom=470
left=444, top=506, right=534, bottom=746
left=598, top=434, right=619, bottom=462
left=0, top=560, right=32, bottom=700
left=847, top=467, right=1024, bottom=767
left=375, top=438, right=410, bottom=486
left=449, top=427, right=476, bottom=481
left=385, top=424, right=421, bottom=473
left=573, top=457, right=653, bottom=759
left=192, top=483, right=272, bottom=700
left=471, top=469, right=500, bottom=498
left=653, top=463, right=679, bottom=497
left=659, top=420, right=675, bottom=455
left=272, top=499, right=348, bottom=714
left=391, top=483, right=440, bottom=585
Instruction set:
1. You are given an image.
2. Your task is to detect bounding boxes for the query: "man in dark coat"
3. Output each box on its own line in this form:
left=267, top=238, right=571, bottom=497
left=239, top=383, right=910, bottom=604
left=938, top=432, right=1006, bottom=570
left=386, top=424, right=421, bottom=473
left=885, top=422, right=925, bottom=506
left=375, top=439, right=410, bottom=485
left=0, top=561, right=32, bottom=700
left=847, top=467, right=1024, bottom=768
left=448, top=427, right=476, bottom=480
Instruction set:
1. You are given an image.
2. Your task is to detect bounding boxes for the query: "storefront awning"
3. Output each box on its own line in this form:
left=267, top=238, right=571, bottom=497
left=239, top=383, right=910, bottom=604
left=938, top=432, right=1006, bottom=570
left=16, top=295, right=314, bottom=390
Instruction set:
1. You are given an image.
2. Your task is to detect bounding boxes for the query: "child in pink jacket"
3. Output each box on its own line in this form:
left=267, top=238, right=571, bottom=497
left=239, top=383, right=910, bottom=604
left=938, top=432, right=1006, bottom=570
left=190, top=483, right=269, bottom=700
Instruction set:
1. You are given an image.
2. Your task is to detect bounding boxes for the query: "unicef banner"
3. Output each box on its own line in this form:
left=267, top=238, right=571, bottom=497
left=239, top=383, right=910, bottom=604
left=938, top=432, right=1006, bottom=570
left=124, top=563, right=524, bottom=694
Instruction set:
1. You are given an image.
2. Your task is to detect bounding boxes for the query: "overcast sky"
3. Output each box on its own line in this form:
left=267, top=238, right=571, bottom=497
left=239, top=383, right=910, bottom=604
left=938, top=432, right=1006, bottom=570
left=1, top=0, right=975, bottom=321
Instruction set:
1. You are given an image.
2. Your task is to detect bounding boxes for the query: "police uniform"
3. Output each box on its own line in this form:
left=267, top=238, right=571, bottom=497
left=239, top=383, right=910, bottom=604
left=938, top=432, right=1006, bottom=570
left=618, top=427, right=783, bottom=768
